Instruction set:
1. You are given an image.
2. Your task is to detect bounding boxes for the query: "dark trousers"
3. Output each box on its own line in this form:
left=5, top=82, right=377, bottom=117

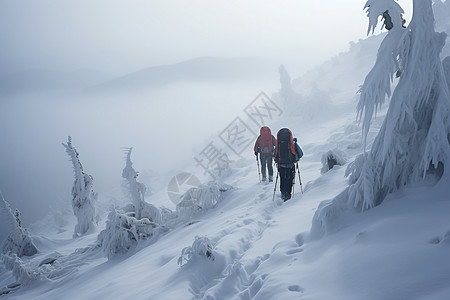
left=279, top=164, right=295, bottom=200
left=259, top=155, right=273, bottom=178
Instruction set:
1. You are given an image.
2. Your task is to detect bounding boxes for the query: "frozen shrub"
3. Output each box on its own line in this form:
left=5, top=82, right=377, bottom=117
left=2, top=253, right=43, bottom=284
left=1, top=192, right=38, bottom=257
left=62, top=136, right=97, bottom=237
left=176, top=182, right=231, bottom=221
left=178, top=236, right=215, bottom=266
left=140, top=202, right=162, bottom=224
left=98, top=155, right=230, bottom=259
left=321, top=149, right=348, bottom=174
left=160, top=207, right=179, bottom=227
left=97, top=208, right=159, bottom=260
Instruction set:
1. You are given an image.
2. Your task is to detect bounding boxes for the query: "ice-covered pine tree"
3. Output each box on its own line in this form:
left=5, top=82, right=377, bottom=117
left=97, top=148, right=162, bottom=259
left=122, top=148, right=160, bottom=222
left=278, top=65, right=303, bottom=115
left=0, top=192, right=38, bottom=257
left=349, top=0, right=450, bottom=210
left=311, top=0, right=450, bottom=238
left=62, top=136, right=96, bottom=237
left=354, top=0, right=450, bottom=206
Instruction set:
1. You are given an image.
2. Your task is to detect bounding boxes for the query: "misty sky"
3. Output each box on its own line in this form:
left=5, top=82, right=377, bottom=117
left=0, top=0, right=412, bottom=76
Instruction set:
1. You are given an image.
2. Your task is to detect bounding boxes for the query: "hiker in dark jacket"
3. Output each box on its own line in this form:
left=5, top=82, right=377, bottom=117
left=254, top=126, right=277, bottom=182
left=274, top=128, right=303, bottom=201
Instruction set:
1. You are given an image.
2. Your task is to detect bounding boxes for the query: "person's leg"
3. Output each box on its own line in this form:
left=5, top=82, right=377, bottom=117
left=279, top=167, right=289, bottom=200
left=285, top=166, right=295, bottom=200
left=267, top=156, right=274, bottom=181
left=260, top=155, right=267, bottom=181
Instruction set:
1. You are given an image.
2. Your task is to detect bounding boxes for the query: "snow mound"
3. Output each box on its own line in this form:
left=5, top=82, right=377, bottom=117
left=178, top=236, right=216, bottom=267
left=320, top=148, right=348, bottom=174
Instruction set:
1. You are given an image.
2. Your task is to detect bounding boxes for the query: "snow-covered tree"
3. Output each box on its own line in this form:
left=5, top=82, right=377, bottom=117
left=357, top=0, right=406, bottom=148
left=277, top=65, right=303, bottom=115
left=62, top=136, right=96, bottom=237
left=96, top=148, right=164, bottom=259
left=0, top=192, right=38, bottom=257
left=351, top=0, right=450, bottom=210
left=121, top=147, right=160, bottom=222
left=311, top=0, right=450, bottom=237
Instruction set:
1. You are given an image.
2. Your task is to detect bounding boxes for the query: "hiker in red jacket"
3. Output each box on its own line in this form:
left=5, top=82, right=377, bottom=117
left=254, top=126, right=277, bottom=182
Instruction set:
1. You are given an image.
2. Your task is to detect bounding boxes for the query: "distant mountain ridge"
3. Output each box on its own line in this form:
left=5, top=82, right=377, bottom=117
left=0, top=68, right=112, bottom=96
left=85, top=56, right=279, bottom=94
left=0, top=57, right=279, bottom=96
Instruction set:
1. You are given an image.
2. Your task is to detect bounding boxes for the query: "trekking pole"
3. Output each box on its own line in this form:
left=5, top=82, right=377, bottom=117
left=296, top=163, right=303, bottom=194
left=291, top=165, right=297, bottom=197
left=292, top=175, right=295, bottom=197
left=272, top=167, right=279, bottom=201
left=256, top=156, right=261, bottom=183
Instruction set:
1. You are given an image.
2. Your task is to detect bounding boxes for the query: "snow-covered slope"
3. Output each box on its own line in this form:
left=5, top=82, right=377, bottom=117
left=2, top=48, right=450, bottom=299
left=2, top=78, right=449, bottom=299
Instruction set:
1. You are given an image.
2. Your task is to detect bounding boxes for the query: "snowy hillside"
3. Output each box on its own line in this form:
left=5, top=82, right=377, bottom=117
left=1, top=1, right=450, bottom=299
left=85, top=57, right=279, bottom=94
left=1, top=72, right=449, bottom=299
left=0, top=89, right=379, bottom=299
left=2, top=60, right=450, bottom=300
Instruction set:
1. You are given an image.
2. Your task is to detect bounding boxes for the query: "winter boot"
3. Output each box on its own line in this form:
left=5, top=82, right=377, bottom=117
left=282, top=192, right=291, bottom=201
left=269, top=176, right=273, bottom=182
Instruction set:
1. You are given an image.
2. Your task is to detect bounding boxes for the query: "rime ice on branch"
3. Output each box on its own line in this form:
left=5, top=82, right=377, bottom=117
left=62, top=136, right=96, bottom=237
left=97, top=148, right=163, bottom=259
left=0, top=192, right=38, bottom=257
left=121, top=147, right=160, bottom=222
left=351, top=0, right=450, bottom=210
left=311, top=0, right=450, bottom=239
left=358, top=0, right=406, bottom=149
